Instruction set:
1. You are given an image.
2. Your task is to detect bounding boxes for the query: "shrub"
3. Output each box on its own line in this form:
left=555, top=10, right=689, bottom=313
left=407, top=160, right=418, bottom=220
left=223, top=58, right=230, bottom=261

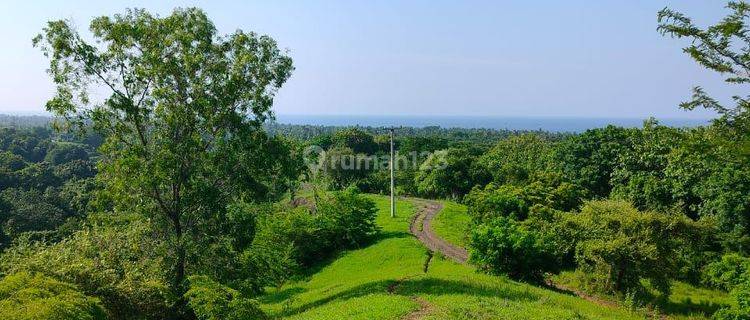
left=703, top=254, right=750, bottom=291
left=0, top=272, right=106, bottom=320
left=317, top=187, right=379, bottom=248
left=331, top=128, right=379, bottom=154
left=414, top=147, right=489, bottom=199
left=465, top=184, right=528, bottom=222
left=469, top=217, right=559, bottom=281
left=466, top=178, right=586, bottom=225
left=237, top=240, right=297, bottom=293
left=317, top=146, right=372, bottom=190
left=43, top=142, right=89, bottom=165
left=253, top=206, right=327, bottom=268
left=702, top=253, right=750, bottom=319
left=561, top=200, right=701, bottom=296
left=185, top=276, right=267, bottom=320
left=0, top=214, right=172, bottom=319
left=713, top=281, right=750, bottom=320
left=554, top=126, right=636, bottom=198
left=479, top=133, right=556, bottom=185
left=251, top=188, right=379, bottom=273
left=0, top=151, right=27, bottom=171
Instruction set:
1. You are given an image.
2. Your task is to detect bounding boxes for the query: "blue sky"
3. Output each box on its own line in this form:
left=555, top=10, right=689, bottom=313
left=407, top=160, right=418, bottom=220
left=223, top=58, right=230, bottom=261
left=0, top=1, right=740, bottom=118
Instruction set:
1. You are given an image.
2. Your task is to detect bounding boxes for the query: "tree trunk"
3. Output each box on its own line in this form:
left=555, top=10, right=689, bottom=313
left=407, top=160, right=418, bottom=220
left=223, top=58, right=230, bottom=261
left=614, top=261, right=626, bottom=292
left=170, top=212, right=189, bottom=319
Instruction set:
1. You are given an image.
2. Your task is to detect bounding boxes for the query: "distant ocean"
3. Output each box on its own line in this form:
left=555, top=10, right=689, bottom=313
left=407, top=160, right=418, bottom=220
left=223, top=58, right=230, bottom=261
left=274, top=115, right=711, bottom=133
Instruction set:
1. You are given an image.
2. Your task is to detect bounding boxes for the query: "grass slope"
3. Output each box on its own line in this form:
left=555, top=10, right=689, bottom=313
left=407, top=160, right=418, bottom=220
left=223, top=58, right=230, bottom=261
left=259, top=195, right=644, bottom=319
left=430, top=201, right=471, bottom=248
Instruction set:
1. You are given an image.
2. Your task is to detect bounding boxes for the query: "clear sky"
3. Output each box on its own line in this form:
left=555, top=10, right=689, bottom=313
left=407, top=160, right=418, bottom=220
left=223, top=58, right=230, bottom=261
left=0, top=1, right=740, bottom=118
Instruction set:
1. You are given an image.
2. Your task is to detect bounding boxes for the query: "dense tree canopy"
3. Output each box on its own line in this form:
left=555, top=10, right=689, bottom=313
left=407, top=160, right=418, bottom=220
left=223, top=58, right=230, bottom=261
left=479, top=134, right=555, bottom=185
left=555, top=126, right=636, bottom=198
left=415, top=148, right=489, bottom=199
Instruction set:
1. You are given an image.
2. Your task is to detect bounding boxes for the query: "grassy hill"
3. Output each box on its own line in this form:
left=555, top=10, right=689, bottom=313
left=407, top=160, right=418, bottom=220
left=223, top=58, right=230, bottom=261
left=258, top=195, right=646, bottom=319
left=430, top=200, right=471, bottom=248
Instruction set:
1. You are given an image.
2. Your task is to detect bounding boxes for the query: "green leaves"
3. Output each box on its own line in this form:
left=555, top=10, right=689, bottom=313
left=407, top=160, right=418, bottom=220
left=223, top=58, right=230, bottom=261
left=0, top=272, right=107, bottom=320
left=415, top=147, right=489, bottom=199
left=479, top=133, right=555, bottom=185
left=185, top=276, right=266, bottom=320
left=560, top=200, right=702, bottom=296
left=469, top=217, right=558, bottom=281
left=555, top=126, right=637, bottom=198
left=34, top=8, right=298, bottom=311
left=659, top=2, right=750, bottom=161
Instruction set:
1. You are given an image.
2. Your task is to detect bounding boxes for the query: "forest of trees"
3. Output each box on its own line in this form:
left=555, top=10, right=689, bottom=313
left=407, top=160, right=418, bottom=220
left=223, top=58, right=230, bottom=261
left=2, top=2, right=750, bottom=320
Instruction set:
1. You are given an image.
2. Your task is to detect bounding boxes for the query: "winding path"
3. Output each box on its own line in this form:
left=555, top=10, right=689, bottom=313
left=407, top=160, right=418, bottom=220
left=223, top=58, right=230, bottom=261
left=408, top=199, right=469, bottom=263
left=404, top=198, right=640, bottom=317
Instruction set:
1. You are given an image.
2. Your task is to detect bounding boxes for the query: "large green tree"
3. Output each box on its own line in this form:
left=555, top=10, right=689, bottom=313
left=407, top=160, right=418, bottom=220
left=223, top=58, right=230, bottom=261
left=415, top=147, right=489, bottom=199
left=34, top=7, right=295, bottom=316
left=610, top=120, right=685, bottom=214
left=658, top=1, right=750, bottom=159
left=659, top=0, right=750, bottom=248
left=554, top=126, right=636, bottom=198
left=479, top=133, right=555, bottom=185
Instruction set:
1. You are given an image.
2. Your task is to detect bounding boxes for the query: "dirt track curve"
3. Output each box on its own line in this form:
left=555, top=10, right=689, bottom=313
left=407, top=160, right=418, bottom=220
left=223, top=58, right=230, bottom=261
left=408, top=199, right=469, bottom=263
left=405, top=198, right=637, bottom=316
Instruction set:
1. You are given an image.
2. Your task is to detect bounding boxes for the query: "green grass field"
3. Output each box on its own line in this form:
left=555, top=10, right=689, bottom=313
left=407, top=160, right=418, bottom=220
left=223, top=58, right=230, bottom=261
left=430, top=200, right=471, bottom=248
left=259, top=195, right=649, bottom=319
left=549, top=271, right=731, bottom=320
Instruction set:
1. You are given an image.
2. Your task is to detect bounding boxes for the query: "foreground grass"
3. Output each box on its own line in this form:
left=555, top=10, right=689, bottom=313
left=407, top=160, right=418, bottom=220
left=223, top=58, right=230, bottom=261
left=259, top=195, right=645, bottom=319
left=551, top=271, right=731, bottom=320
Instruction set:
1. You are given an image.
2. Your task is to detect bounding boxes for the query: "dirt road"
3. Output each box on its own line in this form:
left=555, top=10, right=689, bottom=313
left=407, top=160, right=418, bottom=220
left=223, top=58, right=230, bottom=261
left=408, top=199, right=469, bottom=263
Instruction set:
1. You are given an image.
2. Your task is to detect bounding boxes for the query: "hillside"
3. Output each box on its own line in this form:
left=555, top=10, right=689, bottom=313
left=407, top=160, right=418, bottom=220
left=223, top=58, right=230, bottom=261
left=258, top=195, right=644, bottom=319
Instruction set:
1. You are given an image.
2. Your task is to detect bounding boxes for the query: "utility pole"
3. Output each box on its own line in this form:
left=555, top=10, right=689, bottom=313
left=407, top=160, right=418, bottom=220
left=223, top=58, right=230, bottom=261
left=390, top=128, right=396, bottom=218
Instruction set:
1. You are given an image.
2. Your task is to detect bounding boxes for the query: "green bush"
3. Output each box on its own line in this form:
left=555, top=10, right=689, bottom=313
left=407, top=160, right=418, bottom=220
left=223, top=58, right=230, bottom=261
left=713, top=281, right=750, bottom=320
left=469, top=217, right=559, bottom=281
left=414, top=147, right=489, bottom=199
left=317, top=187, right=379, bottom=248
left=317, top=146, right=372, bottom=190
left=0, top=272, right=106, bottom=320
left=237, top=240, right=297, bottom=293
left=465, top=184, right=529, bottom=222
left=560, top=200, right=701, bottom=296
left=521, top=175, right=587, bottom=212
left=44, top=142, right=90, bottom=165
left=554, top=126, right=636, bottom=198
left=331, top=128, right=380, bottom=154
left=479, top=133, right=556, bottom=185
left=186, top=276, right=267, bottom=320
left=610, top=121, right=683, bottom=213
left=253, top=206, right=327, bottom=268
left=0, top=214, right=172, bottom=319
left=465, top=177, right=586, bottom=225
left=252, top=188, right=379, bottom=272
left=702, top=255, right=750, bottom=319
left=703, top=254, right=750, bottom=291
left=0, top=151, right=27, bottom=171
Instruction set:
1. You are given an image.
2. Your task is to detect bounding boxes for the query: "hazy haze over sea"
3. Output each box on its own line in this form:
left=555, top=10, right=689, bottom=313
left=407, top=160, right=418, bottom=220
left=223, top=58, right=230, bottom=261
left=0, top=113, right=712, bottom=133
left=274, top=114, right=710, bottom=133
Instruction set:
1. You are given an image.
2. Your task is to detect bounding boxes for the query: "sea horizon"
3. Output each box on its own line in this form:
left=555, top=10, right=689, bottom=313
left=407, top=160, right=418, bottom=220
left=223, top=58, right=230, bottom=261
left=273, top=114, right=711, bottom=133
left=0, top=112, right=713, bottom=133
